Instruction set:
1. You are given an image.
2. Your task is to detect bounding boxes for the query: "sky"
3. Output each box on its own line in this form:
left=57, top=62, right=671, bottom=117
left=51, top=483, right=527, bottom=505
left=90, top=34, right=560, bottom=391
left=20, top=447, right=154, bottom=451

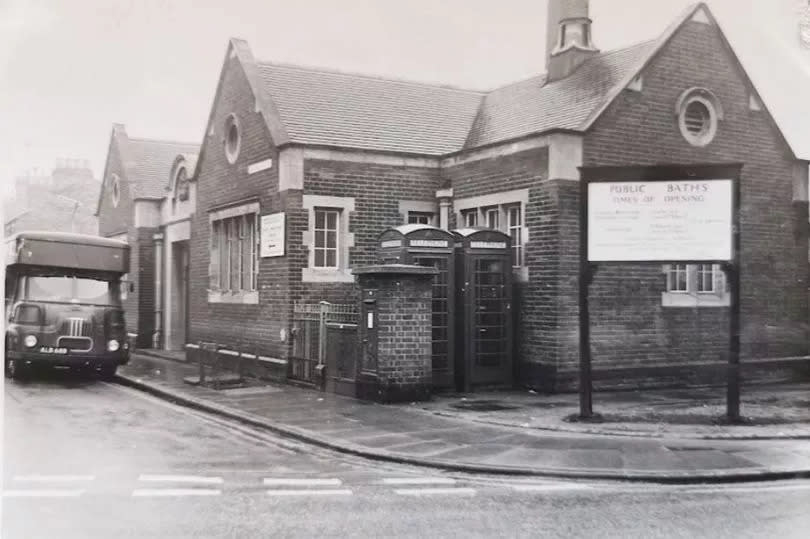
left=1, top=0, right=809, bottom=201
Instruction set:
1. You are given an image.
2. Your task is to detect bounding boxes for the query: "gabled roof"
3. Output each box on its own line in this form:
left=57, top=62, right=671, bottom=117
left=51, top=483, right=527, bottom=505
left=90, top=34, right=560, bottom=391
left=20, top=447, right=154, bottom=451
left=465, top=40, right=654, bottom=149
left=96, top=125, right=198, bottom=215
left=229, top=2, right=797, bottom=159
left=126, top=138, right=199, bottom=199
left=256, top=63, right=484, bottom=156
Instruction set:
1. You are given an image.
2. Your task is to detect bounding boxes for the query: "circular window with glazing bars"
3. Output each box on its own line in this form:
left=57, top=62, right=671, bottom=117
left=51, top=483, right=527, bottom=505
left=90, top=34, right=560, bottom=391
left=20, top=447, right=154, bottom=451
left=676, top=88, right=722, bottom=147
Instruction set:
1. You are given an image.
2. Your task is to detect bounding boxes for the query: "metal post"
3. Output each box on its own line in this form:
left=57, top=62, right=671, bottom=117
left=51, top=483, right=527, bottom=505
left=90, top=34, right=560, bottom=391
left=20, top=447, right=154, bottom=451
left=726, top=175, right=742, bottom=422
left=578, top=177, right=594, bottom=419
left=198, top=341, right=206, bottom=385
left=318, top=301, right=329, bottom=366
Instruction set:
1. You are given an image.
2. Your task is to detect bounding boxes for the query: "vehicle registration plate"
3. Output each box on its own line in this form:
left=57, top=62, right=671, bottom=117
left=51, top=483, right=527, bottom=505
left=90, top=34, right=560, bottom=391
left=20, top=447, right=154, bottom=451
left=39, top=346, right=68, bottom=354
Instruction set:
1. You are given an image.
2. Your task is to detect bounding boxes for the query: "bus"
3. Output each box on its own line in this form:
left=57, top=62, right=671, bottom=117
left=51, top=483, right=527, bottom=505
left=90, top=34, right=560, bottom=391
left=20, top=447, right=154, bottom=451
left=4, top=231, right=132, bottom=379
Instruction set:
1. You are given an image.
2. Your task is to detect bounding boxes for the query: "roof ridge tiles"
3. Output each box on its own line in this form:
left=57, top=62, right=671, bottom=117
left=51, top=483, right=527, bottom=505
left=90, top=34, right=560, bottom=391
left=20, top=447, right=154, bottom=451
left=127, top=136, right=198, bottom=147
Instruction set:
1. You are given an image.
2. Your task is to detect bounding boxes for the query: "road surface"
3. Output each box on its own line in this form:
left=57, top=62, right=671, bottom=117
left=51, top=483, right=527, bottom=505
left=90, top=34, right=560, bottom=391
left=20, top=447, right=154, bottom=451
left=3, top=371, right=810, bottom=538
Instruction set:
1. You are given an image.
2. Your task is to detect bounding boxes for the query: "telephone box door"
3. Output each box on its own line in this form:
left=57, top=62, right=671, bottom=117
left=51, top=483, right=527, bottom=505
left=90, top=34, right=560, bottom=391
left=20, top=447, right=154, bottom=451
left=467, top=256, right=512, bottom=386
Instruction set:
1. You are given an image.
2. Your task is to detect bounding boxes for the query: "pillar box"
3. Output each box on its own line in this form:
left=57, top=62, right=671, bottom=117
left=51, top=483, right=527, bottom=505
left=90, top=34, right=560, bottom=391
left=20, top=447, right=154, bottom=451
left=352, top=264, right=438, bottom=403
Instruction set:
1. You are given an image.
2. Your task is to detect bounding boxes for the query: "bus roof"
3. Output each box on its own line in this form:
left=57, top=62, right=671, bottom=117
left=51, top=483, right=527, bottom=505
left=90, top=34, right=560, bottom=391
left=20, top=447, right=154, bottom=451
left=6, top=231, right=128, bottom=249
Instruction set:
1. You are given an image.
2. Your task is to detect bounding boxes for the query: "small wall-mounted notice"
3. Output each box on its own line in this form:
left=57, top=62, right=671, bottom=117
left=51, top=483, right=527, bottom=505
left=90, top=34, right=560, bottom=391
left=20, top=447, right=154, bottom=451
left=367, top=312, right=374, bottom=329
left=587, top=179, right=733, bottom=262
left=260, top=212, right=285, bottom=257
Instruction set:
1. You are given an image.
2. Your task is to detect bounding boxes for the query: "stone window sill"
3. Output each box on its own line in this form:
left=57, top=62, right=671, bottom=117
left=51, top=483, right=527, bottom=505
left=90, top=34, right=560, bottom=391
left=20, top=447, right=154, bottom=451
left=661, top=292, right=729, bottom=308
left=208, top=290, right=259, bottom=304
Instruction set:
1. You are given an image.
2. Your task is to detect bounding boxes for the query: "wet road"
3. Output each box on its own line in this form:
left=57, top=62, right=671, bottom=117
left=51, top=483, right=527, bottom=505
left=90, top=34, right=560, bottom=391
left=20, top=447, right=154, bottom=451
left=3, top=372, right=810, bottom=538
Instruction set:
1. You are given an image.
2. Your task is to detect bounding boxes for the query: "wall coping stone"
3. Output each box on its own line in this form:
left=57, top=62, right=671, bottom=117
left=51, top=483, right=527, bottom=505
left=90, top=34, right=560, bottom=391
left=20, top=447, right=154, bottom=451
left=352, top=264, right=438, bottom=277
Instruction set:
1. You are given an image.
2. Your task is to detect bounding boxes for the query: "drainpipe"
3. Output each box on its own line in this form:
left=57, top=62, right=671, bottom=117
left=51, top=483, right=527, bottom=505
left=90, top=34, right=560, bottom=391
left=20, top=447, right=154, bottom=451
left=152, top=233, right=164, bottom=349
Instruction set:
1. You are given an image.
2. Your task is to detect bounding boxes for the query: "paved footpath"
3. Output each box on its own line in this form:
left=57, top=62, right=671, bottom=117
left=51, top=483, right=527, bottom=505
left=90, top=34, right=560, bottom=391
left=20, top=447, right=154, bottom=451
left=118, top=354, right=810, bottom=482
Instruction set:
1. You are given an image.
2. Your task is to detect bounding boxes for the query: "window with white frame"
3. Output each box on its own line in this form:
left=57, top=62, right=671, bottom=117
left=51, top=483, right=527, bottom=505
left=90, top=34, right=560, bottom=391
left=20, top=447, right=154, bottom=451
left=664, top=264, right=726, bottom=306
left=407, top=211, right=434, bottom=225
left=462, top=210, right=478, bottom=227
left=302, top=195, right=355, bottom=283
left=210, top=213, right=259, bottom=292
left=666, top=264, right=688, bottom=292
left=484, top=207, right=499, bottom=230
left=457, top=202, right=525, bottom=268
left=696, top=264, right=716, bottom=293
left=313, top=208, right=339, bottom=268
left=506, top=204, right=523, bottom=267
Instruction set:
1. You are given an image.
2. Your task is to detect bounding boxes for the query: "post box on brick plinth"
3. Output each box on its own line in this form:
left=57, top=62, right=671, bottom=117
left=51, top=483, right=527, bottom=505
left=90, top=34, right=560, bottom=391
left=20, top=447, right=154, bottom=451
left=352, top=264, right=438, bottom=403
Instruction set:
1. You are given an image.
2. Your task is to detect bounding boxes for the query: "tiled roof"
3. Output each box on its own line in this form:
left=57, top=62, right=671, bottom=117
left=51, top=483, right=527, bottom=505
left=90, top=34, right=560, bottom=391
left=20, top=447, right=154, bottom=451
left=253, top=41, right=652, bottom=155
left=256, top=63, right=485, bottom=156
left=465, top=40, right=655, bottom=149
left=126, top=138, right=199, bottom=199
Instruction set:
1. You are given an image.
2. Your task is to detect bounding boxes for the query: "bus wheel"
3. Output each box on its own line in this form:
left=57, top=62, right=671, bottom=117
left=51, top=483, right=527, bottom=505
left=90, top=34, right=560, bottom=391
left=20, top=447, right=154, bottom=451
left=98, top=366, right=117, bottom=381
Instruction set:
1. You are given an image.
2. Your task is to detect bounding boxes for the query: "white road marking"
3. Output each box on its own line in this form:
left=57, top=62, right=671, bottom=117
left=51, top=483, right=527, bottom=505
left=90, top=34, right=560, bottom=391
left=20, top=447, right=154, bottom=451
left=394, top=487, right=477, bottom=496
left=3, top=489, right=84, bottom=498
left=266, top=489, right=353, bottom=496
left=138, top=474, right=224, bottom=484
left=263, top=478, right=343, bottom=487
left=13, top=475, right=95, bottom=482
left=512, top=484, right=593, bottom=492
left=132, top=489, right=222, bottom=497
left=382, top=477, right=457, bottom=486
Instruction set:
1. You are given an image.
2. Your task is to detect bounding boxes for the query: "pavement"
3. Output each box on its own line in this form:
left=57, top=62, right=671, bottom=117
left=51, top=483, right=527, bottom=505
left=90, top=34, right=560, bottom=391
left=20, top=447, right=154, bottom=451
left=117, top=353, right=810, bottom=483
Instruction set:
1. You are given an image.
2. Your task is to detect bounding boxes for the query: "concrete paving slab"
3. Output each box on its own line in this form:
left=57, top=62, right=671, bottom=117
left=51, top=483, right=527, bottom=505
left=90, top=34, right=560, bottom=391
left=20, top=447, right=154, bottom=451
left=117, top=354, right=810, bottom=482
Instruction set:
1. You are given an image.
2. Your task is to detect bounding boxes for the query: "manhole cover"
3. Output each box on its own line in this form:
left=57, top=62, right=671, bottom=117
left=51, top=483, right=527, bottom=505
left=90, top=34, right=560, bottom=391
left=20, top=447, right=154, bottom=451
left=450, top=400, right=520, bottom=412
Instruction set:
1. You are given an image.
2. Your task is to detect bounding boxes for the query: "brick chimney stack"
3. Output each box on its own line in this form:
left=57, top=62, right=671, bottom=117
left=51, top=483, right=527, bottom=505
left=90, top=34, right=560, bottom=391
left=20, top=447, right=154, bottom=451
left=546, top=0, right=600, bottom=82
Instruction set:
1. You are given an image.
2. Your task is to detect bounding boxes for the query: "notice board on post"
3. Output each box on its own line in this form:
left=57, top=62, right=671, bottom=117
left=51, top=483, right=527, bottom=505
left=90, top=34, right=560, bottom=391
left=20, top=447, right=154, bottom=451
left=587, top=179, right=734, bottom=262
left=578, top=163, right=743, bottom=422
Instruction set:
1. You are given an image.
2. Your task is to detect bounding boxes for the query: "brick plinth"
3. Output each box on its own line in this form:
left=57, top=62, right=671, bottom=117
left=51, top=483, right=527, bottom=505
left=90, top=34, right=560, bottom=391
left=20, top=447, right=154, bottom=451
left=354, top=265, right=437, bottom=403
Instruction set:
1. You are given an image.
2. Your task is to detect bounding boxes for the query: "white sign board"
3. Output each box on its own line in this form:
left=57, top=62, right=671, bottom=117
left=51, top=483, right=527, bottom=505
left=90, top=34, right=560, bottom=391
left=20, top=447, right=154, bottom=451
left=260, top=212, right=285, bottom=258
left=588, top=179, right=733, bottom=262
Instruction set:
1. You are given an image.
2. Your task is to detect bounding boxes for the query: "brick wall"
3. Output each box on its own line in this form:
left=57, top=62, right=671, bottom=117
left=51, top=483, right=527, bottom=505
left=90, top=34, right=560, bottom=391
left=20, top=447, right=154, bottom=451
left=296, top=159, right=442, bottom=305
left=560, top=20, right=810, bottom=379
left=443, top=147, right=554, bottom=379
left=98, top=137, right=143, bottom=342
left=188, top=51, right=289, bottom=358
left=357, top=271, right=434, bottom=402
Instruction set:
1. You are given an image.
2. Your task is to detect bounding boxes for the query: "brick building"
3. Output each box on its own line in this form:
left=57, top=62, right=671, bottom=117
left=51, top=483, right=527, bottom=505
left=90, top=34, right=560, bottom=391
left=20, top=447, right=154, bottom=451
left=96, top=124, right=197, bottom=349
left=185, top=0, right=808, bottom=391
left=4, top=160, right=100, bottom=237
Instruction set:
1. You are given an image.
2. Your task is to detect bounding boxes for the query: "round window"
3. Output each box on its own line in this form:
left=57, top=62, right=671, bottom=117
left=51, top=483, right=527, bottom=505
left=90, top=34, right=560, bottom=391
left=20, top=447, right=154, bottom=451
left=683, top=101, right=710, bottom=137
left=111, top=174, right=121, bottom=208
left=677, top=93, right=719, bottom=147
left=224, top=115, right=240, bottom=164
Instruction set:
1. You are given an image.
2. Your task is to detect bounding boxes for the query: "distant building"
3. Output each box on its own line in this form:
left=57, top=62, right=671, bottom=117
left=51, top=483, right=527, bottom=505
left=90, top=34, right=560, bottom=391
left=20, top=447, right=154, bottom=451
left=4, top=159, right=100, bottom=236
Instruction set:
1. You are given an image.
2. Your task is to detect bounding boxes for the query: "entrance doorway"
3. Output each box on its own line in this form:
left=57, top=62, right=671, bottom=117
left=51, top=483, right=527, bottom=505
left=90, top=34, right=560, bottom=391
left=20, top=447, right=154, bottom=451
left=168, top=240, right=190, bottom=350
